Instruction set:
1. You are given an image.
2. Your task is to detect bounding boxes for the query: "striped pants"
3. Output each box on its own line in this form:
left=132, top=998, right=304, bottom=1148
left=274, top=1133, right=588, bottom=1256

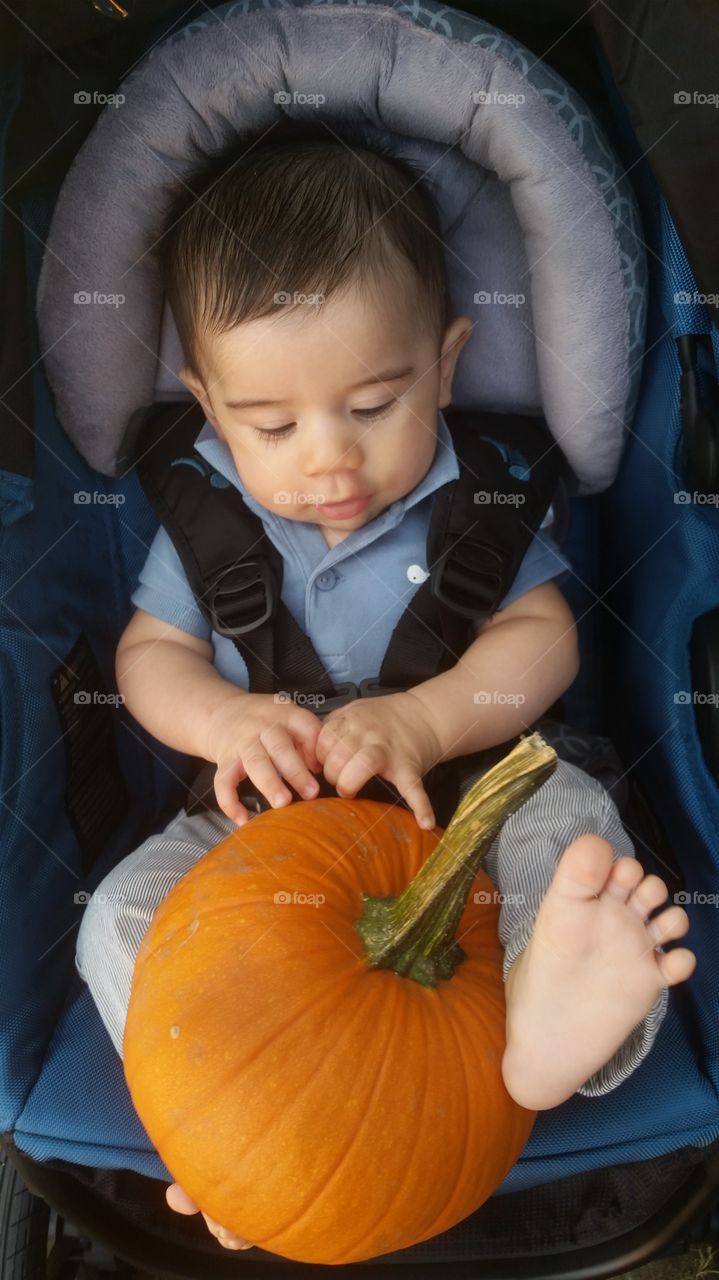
left=75, top=757, right=667, bottom=1097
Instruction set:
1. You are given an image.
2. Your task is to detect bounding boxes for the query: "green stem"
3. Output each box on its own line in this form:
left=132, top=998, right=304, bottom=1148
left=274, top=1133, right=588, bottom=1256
left=354, top=732, right=557, bottom=988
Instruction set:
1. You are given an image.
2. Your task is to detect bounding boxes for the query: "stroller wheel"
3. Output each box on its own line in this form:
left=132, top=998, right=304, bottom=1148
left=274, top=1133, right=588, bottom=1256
left=0, top=1153, right=50, bottom=1278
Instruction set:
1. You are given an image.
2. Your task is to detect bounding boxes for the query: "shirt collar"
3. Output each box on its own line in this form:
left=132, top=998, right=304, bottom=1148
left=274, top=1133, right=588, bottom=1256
left=193, top=411, right=459, bottom=524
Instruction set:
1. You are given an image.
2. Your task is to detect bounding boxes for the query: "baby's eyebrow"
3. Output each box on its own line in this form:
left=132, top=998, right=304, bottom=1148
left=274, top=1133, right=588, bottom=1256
left=224, top=364, right=415, bottom=411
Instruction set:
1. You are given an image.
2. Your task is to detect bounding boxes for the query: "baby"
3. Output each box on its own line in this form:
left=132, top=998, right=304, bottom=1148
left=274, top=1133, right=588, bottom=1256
left=75, top=122, right=696, bottom=1253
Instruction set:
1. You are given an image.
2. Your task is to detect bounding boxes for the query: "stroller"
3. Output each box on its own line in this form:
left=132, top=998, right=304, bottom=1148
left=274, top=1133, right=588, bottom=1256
left=1, top=0, right=719, bottom=1274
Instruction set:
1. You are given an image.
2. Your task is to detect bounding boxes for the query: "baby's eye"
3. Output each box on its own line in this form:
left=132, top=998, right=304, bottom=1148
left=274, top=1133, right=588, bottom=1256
left=354, top=400, right=396, bottom=421
left=252, top=424, right=295, bottom=445
left=251, top=400, right=396, bottom=444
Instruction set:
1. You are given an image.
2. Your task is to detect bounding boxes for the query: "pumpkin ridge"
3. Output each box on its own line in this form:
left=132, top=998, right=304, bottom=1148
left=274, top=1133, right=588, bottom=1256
left=426, top=973, right=489, bottom=1236
left=203, top=954, right=371, bottom=1081
left=131, top=964, right=377, bottom=1188
left=317, top=803, right=423, bottom=894
left=223, top=803, right=410, bottom=902
left=332, top=973, right=435, bottom=1264
left=266, top=975, right=412, bottom=1255
left=198, top=845, right=352, bottom=905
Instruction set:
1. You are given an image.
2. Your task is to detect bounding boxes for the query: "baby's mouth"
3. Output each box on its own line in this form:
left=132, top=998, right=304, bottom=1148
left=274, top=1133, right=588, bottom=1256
left=314, top=493, right=373, bottom=519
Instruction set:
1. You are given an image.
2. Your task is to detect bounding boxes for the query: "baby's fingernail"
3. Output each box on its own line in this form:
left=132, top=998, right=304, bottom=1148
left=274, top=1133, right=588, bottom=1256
left=421, top=815, right=434, bottom=829
left=303, top=781, right=318, bottom=797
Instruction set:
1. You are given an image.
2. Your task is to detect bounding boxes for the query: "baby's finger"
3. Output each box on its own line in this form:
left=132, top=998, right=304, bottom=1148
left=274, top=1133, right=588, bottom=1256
left=242, top=744, right=293, bottom=809
left=166, top=1183, right=200, bottom=1215
left=287, top=706, right=324, bottom=770
left=260, top=725, right=320, bottom=799
left=393, top=766, right=436, bottom=830
left=321, top=733, right=358, bottom=789
left=213, top=762, right=253, bottom=826
left=334, top=742, right=387, bottom=798
left=201, top=1211, right=255, bottom=1251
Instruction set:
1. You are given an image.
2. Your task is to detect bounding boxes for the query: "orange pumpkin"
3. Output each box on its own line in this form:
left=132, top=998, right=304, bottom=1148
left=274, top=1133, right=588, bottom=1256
left=124, top=734, right=556, bottom=1265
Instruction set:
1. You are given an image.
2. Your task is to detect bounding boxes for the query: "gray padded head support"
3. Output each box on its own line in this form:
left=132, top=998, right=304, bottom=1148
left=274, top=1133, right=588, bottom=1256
left=36, top=0, right=646, bottom=492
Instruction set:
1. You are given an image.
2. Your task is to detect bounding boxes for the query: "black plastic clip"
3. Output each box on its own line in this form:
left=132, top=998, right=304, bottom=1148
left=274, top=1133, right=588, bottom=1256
left=205, top=558, right=274, bottom=638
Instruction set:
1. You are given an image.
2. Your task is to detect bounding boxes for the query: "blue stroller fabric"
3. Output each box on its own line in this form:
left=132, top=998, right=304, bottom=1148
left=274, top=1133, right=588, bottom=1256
left=1, top=0, right=718, bottom=1210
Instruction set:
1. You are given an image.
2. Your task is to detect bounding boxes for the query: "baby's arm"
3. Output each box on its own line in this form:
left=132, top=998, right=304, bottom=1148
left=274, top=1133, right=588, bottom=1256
left=116, top=608, right=322, bottom=820
left=409, top=581, right=579, bottom=763
left=116, top=607, right=247, bottom=761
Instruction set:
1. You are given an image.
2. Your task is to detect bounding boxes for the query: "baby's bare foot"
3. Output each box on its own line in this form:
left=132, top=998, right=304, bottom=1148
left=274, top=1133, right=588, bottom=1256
left=166, top=1182, right=254, bottom=1251
left=501, top=834, right=696, bottom=1111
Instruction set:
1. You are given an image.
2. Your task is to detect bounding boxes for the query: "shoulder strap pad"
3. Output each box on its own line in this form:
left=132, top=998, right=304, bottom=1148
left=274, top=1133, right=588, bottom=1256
left=375, top=409, right=567, bottom=692
left=132, top=401, right=279, bottom=640
left=430, top=408, right=567, bottom=619
left=131, top=402, right=335, bottom=697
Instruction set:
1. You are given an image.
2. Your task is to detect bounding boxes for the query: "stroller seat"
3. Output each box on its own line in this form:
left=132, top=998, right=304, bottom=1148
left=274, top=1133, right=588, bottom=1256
left=2, top=0, right=719, bottom=1273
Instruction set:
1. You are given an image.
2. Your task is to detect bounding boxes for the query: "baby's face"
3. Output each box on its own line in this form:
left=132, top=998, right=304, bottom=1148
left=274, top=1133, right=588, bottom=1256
left=182, top=277, right=472, bottom=547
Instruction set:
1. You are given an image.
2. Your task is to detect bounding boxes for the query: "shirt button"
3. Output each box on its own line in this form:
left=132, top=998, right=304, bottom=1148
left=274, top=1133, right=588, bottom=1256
left=316, top=570, right=337, bottom=591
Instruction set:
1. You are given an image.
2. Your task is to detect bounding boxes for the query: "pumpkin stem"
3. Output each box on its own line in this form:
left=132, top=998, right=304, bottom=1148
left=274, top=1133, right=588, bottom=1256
left=354, top=732, right=557, bottom=987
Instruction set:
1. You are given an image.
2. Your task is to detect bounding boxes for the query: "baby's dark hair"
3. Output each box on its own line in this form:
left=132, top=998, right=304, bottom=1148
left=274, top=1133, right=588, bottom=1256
left=158, top=120, right=451, bottom=378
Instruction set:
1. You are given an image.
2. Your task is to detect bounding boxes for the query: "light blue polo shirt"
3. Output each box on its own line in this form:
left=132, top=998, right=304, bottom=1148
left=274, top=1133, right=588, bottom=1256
left=131, top=411, right=572, bottom=688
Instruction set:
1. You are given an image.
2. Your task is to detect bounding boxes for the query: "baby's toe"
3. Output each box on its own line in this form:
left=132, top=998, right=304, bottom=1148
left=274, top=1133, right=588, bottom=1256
left=656, top=945, right=696, bottom=986
left=553, top=834, right=615, bottom=899
left=603, top=855, right=644, bottom=903
left=647, top=903, right=690, bottom=946
left=627, top=873, right=670, bottom=919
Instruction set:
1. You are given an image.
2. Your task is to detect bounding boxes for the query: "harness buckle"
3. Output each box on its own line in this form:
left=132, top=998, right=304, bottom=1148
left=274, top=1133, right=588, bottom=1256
left=314, top=682, right=359, bottom=717
left=431, top=542, right=503, bottom=619
left=205, top=558, right=274, bottom=637
left=311, top=678, right=409, bottom=718
left=357, top=677, right=408, bottom=698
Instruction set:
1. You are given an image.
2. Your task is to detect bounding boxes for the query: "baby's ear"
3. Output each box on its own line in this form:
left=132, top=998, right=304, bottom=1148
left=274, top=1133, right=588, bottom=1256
left=178, top=365, right=203, bottom=398
left=438, top=316, right=473, bottom=407
left=178, top=367, right=221, bottom=432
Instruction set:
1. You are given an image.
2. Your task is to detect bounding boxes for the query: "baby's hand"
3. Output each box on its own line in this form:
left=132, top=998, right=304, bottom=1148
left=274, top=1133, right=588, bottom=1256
left=316, top=691, right=443, bottom=828
left=166, top=1182, right=254, bottom=1251
left=205, top=692, right=322, bottom=825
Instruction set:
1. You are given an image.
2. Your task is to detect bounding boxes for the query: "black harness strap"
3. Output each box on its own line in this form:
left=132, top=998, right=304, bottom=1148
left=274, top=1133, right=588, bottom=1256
left=133, top=401, right=337, bottom=698
left=374, top=408, right=567, bottom=690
